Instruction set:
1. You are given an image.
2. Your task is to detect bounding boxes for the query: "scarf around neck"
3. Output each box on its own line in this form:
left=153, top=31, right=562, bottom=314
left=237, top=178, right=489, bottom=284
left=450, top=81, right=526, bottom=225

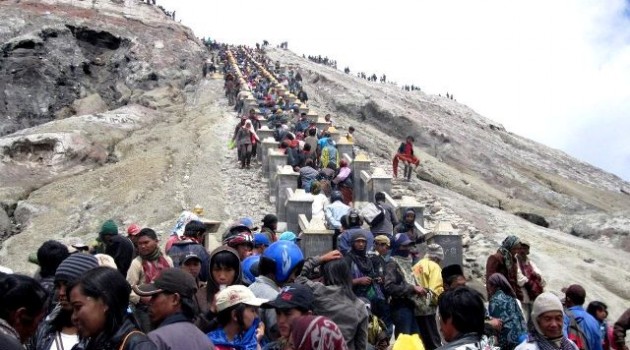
left=141, top=248, right=171, bottom=283
left=530, top=331, right=576, bottom=350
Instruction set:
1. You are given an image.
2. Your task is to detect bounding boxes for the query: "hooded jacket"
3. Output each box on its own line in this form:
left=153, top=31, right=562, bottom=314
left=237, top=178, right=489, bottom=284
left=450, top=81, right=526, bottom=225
left=167, top=239, right=210, bottom=282
left=207, top=246, right=244, bottom=314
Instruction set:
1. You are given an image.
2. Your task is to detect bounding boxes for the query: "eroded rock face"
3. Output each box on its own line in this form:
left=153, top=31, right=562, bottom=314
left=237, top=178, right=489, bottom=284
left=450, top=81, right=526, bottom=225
left=0, top=0, right=205, bottom=135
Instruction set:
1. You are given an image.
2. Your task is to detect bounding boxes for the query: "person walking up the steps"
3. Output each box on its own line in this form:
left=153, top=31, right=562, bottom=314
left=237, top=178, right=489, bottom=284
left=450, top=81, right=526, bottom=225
left=235, top=119, right=259, bottom=169
left=393, top=136, right=420, bottom=180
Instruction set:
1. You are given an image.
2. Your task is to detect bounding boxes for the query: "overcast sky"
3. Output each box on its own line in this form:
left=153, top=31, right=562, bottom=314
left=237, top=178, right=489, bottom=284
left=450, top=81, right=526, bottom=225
left=159, top=0, right=630, bottom=181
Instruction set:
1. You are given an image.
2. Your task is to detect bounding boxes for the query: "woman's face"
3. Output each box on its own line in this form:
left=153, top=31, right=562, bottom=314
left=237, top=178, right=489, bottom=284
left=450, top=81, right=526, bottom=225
left=70, top=285, right=108, bottom=338
left=241, top=306, right=259, bottom=330
left=55, top=281, right=71, bottom=311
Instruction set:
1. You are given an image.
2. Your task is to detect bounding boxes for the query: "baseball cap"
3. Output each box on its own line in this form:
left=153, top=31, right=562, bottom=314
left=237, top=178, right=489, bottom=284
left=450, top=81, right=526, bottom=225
left=133, top=268, right=197, bottom=298
left=215, top=285, right=268, bottom=312
left=181, top=252, right=202, bottom=265
left=127, top=224, right=141, bottom=236
left=254, top=233, right=271, bottom=247
left=261, top=284, right=314, bottom=310
left=278, top=231, right=301, bottom=243
left=374, top=235, right=391, bottom=247
left=394, top=233, right=412, bottom=247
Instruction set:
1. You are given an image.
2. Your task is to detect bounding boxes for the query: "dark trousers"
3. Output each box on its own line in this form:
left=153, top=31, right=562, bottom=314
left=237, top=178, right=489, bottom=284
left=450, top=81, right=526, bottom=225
left=390, top=299, right=420, bottom=337
left=416, top=314, right=442, bottom=350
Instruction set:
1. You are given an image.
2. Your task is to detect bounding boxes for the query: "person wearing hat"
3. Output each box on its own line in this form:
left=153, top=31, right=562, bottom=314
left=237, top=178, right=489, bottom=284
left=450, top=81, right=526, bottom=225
left=412, top=243, right=445, bottom=350
left=260, top=214, right=279, bottom=243
left=442, top=264, right=467, bottom=291
left=516, top=241, right=546, bottom=323
left=133, top=268, right=215, bottom=350
left=563, top=285, right=603, bottom=350
left=29, top=253, right=99, bottom=350
left=127, top=228, right=173, bottom=332
left=223, top=223, right=255, bottom=261
left=278, top=231, right=301, bottom=244
left=253, top=233, right=270, bottom=255
left=167, top=220, right=210, bottom=282
left=99, top=219, right=135, bottom=277
left=127, top=223, right=142, bottom=248
left=179, top=253, right=209, bottom=320
left=337, top=209, right=374, bottom=255
left=516, top=292, right=579, bottom=350
left=486, top=235, right=524, bottom=301
left=260, top=284, right=314, bottom=350
left=207, top=285, right=267, bottom=350
left=384, top=233, right=425, bottom=337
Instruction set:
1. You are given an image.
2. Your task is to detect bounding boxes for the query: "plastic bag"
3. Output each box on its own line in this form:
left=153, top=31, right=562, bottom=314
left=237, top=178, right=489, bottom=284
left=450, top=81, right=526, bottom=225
left=227, top=139, right=236, bottom=150
left=393, top=334, right=425, bottom=350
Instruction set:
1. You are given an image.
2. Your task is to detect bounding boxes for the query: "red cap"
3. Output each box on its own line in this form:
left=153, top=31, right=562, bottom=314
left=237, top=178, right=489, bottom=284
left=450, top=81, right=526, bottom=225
left=127, top=224, right=141, bottom=236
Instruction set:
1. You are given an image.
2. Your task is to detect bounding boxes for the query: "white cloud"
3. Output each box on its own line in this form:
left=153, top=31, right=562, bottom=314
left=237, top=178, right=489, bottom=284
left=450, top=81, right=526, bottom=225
left=159, top=0, right=630, bottom=180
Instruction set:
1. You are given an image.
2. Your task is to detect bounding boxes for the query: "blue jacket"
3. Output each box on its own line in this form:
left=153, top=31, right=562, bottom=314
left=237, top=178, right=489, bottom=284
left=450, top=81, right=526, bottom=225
left=564, top=306, right=603, bottom=350
left=208, top=318, right=261, bottom=350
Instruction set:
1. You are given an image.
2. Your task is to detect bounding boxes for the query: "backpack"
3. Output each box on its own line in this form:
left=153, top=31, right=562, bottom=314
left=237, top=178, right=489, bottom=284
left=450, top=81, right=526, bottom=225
left=566, top=309, right=589, bottom=350
left=361, top=203, right=385, bottom=226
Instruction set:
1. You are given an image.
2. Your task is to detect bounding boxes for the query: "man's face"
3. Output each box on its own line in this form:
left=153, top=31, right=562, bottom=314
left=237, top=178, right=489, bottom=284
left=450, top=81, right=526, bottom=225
left=537, top=311, right=564, bottom=338
left=236, top=244, right=253, bottom=260
left=182, top=259, right=202, bottom=279
left=439, top=316, right=457, bottom=342
left=149, top=292, right=179, bottom=326
left=276, top=308, right=307, bottom=338
left=137, top=236, right=158, bottom=257
left=352, top=239, right=367, bottom=252
left=102, top=235, right=113, bottom=245
left=375, top=242, right=389, bottom=256
left=445, top=276, right=467, bottom=290
left=404, top=212, right=415, bottom=223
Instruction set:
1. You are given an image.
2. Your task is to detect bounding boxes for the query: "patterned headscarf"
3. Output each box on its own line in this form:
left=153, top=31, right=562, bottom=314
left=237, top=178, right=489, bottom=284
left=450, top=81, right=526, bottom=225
left=498, top=235, right=521, bottom=270
left=291, top=316, right=349, bottom=350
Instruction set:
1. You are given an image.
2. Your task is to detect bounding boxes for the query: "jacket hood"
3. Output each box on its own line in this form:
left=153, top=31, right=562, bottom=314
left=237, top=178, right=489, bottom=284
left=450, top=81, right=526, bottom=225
left=207, top=246, right=244, bottom=296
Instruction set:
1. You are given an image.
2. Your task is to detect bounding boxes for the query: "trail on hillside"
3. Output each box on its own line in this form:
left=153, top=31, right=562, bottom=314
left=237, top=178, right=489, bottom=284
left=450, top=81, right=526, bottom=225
left=214, top=87, right=275, bottom=232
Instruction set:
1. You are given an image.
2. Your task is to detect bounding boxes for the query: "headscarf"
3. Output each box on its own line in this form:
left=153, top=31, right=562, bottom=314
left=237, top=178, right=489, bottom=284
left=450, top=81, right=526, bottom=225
left=487, top=273, right=517, bottom=299
left=347, top=232, right=372, bottom=273
left=291, top=316, right=348, bottom=350
left=498, top=235, right=520, bottom=270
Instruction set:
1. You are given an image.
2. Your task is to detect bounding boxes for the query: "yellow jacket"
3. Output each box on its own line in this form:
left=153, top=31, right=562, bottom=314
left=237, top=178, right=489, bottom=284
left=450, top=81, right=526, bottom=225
left=412, top=257, right=444, bottom=304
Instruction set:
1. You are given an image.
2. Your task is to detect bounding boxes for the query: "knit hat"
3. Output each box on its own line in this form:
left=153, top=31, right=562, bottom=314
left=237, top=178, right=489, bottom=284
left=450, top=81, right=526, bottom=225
left=427, top=243, right=444, bottom=261
left=99, top=220, right=118, bottom=237
left=532, top=292, right=564, bottom=335
left=55, top=253, right=99, bottom=283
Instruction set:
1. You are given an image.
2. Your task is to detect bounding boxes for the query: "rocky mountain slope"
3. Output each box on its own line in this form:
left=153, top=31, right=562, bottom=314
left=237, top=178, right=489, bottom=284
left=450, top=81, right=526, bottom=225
left=0, top=0, right=628, bottom=321
left=267, top=48, right=630, bottom=252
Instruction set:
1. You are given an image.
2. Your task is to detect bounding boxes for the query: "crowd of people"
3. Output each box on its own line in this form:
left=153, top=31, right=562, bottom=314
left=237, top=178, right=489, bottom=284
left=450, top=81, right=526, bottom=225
left=0, top=45, right=628, bottom=350
left=2, top=212, right=629, bottom=350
